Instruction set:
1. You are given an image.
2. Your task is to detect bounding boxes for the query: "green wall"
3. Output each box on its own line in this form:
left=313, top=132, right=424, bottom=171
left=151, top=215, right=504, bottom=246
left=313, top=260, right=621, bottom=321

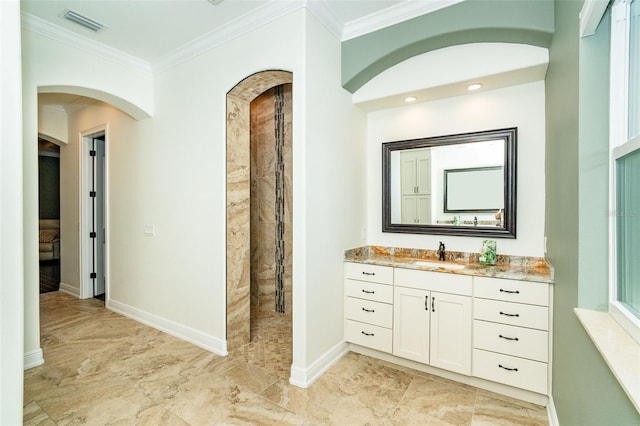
left=546, top=1, right=640, bottom=424
left=577, top=6, right=610, bottom=311
left=341, top=0, right=554, bottom=93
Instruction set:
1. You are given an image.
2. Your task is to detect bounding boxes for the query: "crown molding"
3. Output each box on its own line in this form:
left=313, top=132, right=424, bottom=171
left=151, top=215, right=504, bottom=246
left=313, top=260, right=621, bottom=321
left=39, top=104, right=67, bottom=114
left=153, top=0, right=307, bottom=75
left=579, top=0, right=610, bottom=37
left=306, top=0, right=343, bottom=40
left=342, top=0, right=466, bottom=41
left=21, top=12, right=152, bottom=74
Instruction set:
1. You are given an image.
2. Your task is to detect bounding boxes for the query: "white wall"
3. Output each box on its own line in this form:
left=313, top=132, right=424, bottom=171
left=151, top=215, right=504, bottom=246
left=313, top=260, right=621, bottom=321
left=299, top=12, right=367, bottom=368
left=366, top=81, right=546, bottom=257
left=1, top=1, right=24, bottom=423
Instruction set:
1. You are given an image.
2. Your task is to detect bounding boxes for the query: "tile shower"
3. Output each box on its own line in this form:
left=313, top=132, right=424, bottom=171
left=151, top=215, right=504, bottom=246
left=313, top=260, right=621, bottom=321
left=250, top=84, right=292, bottom=317
left=226, top=71, right=293, bottom=377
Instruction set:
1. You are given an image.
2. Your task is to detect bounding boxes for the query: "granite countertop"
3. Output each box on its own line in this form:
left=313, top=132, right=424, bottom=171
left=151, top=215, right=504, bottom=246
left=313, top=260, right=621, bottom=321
left=344, top=246, right=554, bottom=284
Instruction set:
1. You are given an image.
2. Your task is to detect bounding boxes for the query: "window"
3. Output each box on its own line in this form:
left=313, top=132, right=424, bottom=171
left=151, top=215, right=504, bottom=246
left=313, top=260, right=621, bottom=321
left=611, top=0, right=640, bottom=343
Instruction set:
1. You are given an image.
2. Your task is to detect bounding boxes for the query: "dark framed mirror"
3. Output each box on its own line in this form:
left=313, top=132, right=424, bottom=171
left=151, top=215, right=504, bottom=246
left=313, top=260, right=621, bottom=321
left=382, top=127, right=517, bottom=238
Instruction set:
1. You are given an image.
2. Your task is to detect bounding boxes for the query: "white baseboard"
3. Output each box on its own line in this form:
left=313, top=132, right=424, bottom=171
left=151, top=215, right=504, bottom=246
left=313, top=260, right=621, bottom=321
left=59, top=282, right=80, bottom=298
left=547, top=395, right=559, bottom=426
left=289, top=341, right=349, bottom=388
left=107, top=298, right=228, bottom=356
left=24, top=348, right=44, bottom=370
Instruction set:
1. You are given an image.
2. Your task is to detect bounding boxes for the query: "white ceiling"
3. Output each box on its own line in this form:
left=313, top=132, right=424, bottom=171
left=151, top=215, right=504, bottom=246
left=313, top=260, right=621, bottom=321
left=21, top=0, right=422, bottom=64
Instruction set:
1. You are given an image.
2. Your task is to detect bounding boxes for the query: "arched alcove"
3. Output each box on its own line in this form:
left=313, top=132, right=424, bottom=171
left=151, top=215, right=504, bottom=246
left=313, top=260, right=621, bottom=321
left=341, top=0, right=554, bottom=93
left=226, top=70, right=293, bottom=353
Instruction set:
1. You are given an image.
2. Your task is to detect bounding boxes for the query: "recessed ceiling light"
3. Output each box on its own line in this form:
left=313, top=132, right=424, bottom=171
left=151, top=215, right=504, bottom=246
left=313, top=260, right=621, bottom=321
left=467, top=83, right=483, bottom=91
left=64, top=9, right=104, bottom=32
left=208, top=0, right=224, bottom=4
left=404, top=96, right=417, bottom=103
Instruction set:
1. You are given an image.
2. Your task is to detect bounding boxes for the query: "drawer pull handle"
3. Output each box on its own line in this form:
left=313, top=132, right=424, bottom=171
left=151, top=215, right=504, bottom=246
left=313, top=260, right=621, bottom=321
left=432, top=296, right=436, bottom=312
left=499, top=311, right=520, bottom=317
left=500, top=289, right=520, bottom=294
left=499, top=334, right=519, bottom=341
left=361, top=307, right=375, bottom=313
left=425, top=295, right=429, bottom=310
left=498, top=364, right=518, bottom=372
left=362, top=272, right=376, bottom=276
left=361, top=331, right=374, bottom=336
left=362, top=289, right=375, bottom=294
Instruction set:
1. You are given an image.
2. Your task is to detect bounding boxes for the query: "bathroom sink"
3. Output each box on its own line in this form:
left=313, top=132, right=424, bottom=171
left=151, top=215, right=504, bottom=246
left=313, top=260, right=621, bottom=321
left=412, top=260, right=466, bottom=270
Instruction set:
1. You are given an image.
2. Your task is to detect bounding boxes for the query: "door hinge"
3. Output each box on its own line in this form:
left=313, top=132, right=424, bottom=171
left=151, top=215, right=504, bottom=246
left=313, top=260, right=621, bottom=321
left=90, top=191, right=97, bottom=197
left=89, top=232, right=97, bottom=238
left=90, top=272, right=97, bottom=279
left=90, top=150, right=97, bottom=157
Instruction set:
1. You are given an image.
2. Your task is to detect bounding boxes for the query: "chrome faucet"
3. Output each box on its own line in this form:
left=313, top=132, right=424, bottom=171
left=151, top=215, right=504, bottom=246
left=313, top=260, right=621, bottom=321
left=438, top=241, right=446, bottom=261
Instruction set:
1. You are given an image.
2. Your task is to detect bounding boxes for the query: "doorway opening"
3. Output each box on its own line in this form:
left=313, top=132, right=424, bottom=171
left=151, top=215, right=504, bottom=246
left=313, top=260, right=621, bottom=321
left=38, top=138, right=61, bottom=294
left=81, top=128, right=107, bottom=300
left=226, top=70, right=293, bottom=378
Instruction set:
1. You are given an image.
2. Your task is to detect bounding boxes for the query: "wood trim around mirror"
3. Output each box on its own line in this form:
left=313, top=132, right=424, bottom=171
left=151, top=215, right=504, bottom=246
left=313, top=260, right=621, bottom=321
left=382, top=127, right=517, bottom=238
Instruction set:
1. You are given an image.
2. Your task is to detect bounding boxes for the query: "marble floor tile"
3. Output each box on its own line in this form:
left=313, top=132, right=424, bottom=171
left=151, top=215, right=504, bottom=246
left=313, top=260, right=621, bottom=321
left=25, top=292, right=548, bottom=425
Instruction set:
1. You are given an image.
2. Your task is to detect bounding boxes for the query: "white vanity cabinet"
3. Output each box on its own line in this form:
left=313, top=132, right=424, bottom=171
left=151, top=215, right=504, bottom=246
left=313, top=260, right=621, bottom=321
left=472, top=276, right=551, bottom=394
left=343, top=260, right=553, bottom=400
left=393, top=268, right=473, bottom=375
left=344, top=263, right=394, bottom=353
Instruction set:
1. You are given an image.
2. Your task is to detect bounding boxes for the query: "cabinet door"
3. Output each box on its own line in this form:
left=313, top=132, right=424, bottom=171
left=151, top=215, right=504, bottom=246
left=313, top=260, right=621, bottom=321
left=416, top=151, right=431, bottom=194
left=430, top=292, right=472, bottom=375
left=416, top=194, right=431, bottom=224
left=401, top=195, right=418, bottom=224
left=401, top=155, right=418, bottom=195
left=393, top=286, right=430, bottom=363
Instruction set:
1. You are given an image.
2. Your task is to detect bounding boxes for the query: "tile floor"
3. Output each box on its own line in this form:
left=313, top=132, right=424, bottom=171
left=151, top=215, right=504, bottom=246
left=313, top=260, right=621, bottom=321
left=24, top=291, right=549, bottom=425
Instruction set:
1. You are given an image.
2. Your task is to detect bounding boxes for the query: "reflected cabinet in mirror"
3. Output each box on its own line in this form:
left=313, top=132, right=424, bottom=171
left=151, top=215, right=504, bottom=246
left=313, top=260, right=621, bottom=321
left=382, top=128, right=517, bottom=238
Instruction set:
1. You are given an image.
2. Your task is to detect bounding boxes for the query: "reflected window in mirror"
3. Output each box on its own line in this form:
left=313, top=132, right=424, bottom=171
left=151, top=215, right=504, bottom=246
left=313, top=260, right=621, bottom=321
left=382, top=128, right=517, bottom=238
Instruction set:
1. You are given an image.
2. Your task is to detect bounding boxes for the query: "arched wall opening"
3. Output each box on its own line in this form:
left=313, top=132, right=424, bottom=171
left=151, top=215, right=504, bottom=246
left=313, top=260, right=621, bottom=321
left=38, top=85, right=152, bottom=121
left=226, top=70, right=293, bottom=370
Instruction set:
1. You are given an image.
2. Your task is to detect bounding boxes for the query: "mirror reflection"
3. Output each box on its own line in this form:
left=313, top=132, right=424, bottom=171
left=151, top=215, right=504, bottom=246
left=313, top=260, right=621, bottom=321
left=382, top=128, right=517, bottom=238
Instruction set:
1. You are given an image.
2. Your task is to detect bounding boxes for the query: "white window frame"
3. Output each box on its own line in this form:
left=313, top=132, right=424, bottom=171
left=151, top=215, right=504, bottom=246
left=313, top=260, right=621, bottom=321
left=609, top=0, right=640, bottom=344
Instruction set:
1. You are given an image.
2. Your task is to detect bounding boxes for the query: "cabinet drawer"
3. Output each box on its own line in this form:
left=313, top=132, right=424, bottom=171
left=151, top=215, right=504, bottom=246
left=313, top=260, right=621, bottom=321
left=344, top=262, right=393, bottom=284
left=345, top=297, right=393, bottom=328
left=394, top=268, right=472, bottom=296
left=473, top=349, right=548, bottom=394
left=474, top=320, right=548, bottom=362
left=345, top=319, right=392, bottom=353
left=474, top=277, right=549, bottom=306
left=474, top=298, right=549, bottom=331
left=345, top=279, right=393, bottom=304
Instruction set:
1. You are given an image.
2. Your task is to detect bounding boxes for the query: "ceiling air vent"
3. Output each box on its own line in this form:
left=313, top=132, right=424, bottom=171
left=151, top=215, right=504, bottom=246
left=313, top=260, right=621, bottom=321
left=64, top=9, right=104, bottom=32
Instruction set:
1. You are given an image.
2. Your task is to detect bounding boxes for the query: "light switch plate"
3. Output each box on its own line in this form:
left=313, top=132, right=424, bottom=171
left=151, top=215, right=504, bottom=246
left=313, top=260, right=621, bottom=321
left=144, top=224, right=155, bottom=236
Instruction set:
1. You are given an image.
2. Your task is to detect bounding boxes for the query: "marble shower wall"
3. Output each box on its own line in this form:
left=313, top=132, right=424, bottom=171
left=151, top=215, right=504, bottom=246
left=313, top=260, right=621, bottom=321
left=249, top=84, right=293, bottom=316
left=226, top=71, right=293, bottom=352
